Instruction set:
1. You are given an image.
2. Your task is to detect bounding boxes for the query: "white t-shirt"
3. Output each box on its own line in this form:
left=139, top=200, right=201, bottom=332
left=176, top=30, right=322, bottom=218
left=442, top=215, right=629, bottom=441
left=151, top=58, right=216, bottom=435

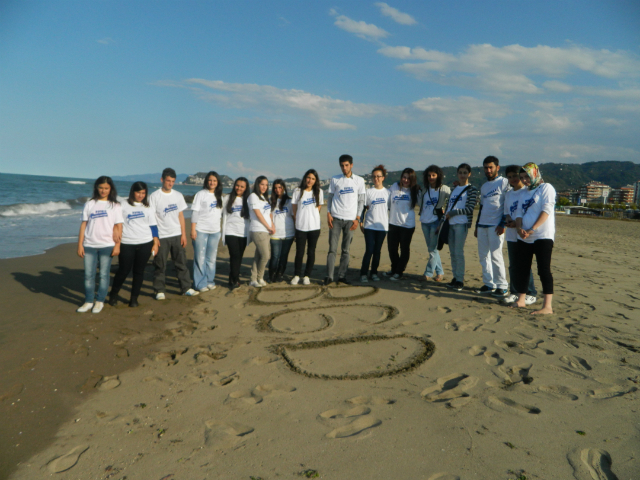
left=292, top=188, right=324, bottom=232
left=191, top=190, right=222, bottom=234
left=328, top=173, right=366, bottom=221
left=248, top=193, right=272, bottom=233
left=504, top=188, right=528, bottom=243
left=82, top=200, right=124, bottom=248
left=272, top=198, right=295, bottom=238
left=121, top=201, right=157, bottom=245
left=447, top=185, right=472, bottom=226
left=478, top=176, right=510, bottom=226
left=516, top=183, right=556, bottom=244
left=149, top=189, right=187, bottom=239
left=420, top=188, right=441, bottom=224
left=363, top=187, right=390, bottom=231
left=389, top=183, right=417, bottom=228
left=222, top=195, right=249, bottom=238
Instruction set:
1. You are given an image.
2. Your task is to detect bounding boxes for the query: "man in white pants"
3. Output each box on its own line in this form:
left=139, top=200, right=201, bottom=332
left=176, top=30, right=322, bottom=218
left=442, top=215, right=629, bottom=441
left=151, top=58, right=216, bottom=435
left=474, top=156, right=510, bottom=297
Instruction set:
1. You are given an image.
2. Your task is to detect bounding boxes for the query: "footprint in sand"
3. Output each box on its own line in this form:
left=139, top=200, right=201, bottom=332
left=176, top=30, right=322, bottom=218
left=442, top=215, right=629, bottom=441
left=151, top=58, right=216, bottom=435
left=444, top=321, right=459, bottom=331
left=497, top=363, right=532, bottom=384
left=485, top=314, right=501, bottom=325
left=325, top=416, right=382, bottom=439
left=248, top=355, right=279, bottom=365
left=318, top=405, right=371, bottom=421
left=545, top=364, right=589, bottom=380
left=486, top=395, right=541, bottom=415
left=459, top=322, right=482, bottom=332
left=211, top=370, right=239, bottom=387
left=421, top=373, right=478, bottom=405
left=589, top=384, right=636, bottom=399
left=47, top=445, right=90, bottom=473
left=225, top=389, right=263, bottom=405
left=568, top=448, right=619, bottom=480
left=97, top=375, right=120, bottom=391
left=346, top=396, right=395, bottom=406
left=484, top=351, right=503, bottom=366
left=204, top=421, right=254, bottom=449
left=254, top=384, right=296, bottom=396
left=428, top=474, right=460, bottom=480
left=535, top=385, right=581, bottom=401
left=468, top=345, right=486, bottom=356
left=560, top=355, right=592, bottom=371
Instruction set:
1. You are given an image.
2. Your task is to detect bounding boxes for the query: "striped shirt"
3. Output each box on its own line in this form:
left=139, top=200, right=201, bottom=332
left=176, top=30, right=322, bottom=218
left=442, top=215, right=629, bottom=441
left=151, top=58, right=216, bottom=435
left=447, top=184, right=479, bottom=226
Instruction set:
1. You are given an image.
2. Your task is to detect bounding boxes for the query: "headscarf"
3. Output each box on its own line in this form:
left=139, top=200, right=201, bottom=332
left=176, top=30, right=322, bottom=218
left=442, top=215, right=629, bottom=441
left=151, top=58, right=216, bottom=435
left=521, top=162, right=544, bottom=190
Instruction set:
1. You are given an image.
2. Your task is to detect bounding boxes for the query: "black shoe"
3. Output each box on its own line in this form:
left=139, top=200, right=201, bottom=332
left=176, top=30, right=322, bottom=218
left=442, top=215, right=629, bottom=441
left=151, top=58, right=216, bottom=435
left=453, top=281, right=464, bottom=291
left=108, top=295, right=118, bottom=306
left=338, top=277, right=351, bottom=285
left=476, top=285, right=495, bottom=295
left=128, top=297, right=139, bottom=308
left=445, top=278, right=457, bottom=289
left=323, top=277, right=333, bottom=286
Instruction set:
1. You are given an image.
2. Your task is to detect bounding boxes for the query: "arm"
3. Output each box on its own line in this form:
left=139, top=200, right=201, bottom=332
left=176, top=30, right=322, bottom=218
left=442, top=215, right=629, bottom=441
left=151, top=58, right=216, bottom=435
left=77, top=221, right=87, bottom=257
left=190, top=211, right=199, bottom=240
left=352, top=193, right=365, bottom=231
left=179, top=211, right=187, bottom=247
left=326, top=193, right=334, bottom=229
left=359, top=205, right=368, bottom=233
left=253, top=208, right=276, bottom=235
left=111, top=224, right=121, bottom=257
left=447, top=187, right=478, bottom=219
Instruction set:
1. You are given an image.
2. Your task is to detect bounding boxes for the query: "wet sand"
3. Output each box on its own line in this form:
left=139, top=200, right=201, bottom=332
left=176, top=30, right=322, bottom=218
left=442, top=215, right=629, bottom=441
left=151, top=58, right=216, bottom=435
left=2, top=215, right=639, bottom=479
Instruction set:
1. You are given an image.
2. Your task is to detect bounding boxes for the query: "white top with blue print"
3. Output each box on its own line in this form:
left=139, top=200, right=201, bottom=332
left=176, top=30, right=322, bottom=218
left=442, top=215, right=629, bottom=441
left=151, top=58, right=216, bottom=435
left=192, top=190, right=222, bottom=234
left=419, top=188, right=441, bottom=224
left=328, top=173, right=365, bottom=221
left=478, top=176, right=510, bottom=226
left=248, top=193, right=273, bottom=233
left=82, top=199, right=124, bottom=248
left=504, top=188, right=527, bottom=242
left=389, top=182, right=416, bottom=228
left=292, top=188, right=324, bottom=232
left=363, top=187, right=390, bottom=231
left=121, top=201, right=157, bottom=245
left=272, top=198, right=295, bottom=238
left=516, top=183, right=556, bottom=243
left=149, top=189, right=188, bottom=239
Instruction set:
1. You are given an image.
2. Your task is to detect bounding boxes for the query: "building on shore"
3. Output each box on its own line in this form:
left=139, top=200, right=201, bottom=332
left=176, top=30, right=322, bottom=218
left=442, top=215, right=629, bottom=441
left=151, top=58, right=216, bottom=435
left=609, top=186, right=635, bottom=205
left=634, top=180, right=640, bottom=205
left=556, top=190, right=579, bottom=204
left=578, top=181, right=611, bottom=204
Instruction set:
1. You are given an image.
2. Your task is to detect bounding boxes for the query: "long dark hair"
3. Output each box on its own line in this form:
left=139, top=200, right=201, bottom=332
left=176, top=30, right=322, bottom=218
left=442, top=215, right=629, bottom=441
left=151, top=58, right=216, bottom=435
left=203, top=171, right=223, bottom=208
left=423, top=165, right=443, bottom=191
left=298, top=169, right=321, bottom=207
left=270, top=178, right=290, bottom=210
left=399, top=168, right=419, bottom=208
left=226, top=177, right=250, bottom=219
left=92, top=176, right=118, bottom=205
left=127, top=181, right=149, bottom=207
left=252, top=176, right=269, bottom=201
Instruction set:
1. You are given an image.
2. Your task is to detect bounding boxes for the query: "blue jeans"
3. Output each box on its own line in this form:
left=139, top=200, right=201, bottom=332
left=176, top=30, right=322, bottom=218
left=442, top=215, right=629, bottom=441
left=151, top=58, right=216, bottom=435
left=507, top=241, right=537, bottom=296
left=448, top=223, right=468, bottom=282
left=421, top=221, right=443, bottom=277
left=84, top=246, right=113, bottom=303
left=270, top=237, right=294, bottom=275
left=192, top=231, right=221, bottom=290
left=360, top=228, right=387, bottom=276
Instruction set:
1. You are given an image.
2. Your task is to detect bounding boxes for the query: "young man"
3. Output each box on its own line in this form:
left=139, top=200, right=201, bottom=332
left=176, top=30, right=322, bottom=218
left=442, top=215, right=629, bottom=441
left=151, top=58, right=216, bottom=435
left=474, top=156, right=510, bottom=297
left=503, top=165, right=537, bottom=305
left=325, top=154, right=366, bottom=285
left=149, top=168, right=199, bottom=299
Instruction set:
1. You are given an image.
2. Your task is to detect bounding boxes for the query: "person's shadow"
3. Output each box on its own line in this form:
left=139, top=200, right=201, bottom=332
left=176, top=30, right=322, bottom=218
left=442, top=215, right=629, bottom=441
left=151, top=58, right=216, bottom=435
left=12, top=266, right=85, bottom=305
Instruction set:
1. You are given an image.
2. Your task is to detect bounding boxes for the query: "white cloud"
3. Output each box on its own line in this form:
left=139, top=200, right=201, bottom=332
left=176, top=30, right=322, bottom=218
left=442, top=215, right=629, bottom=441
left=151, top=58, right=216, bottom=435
left=226, top=161, right=279, bottom=180
left=97, top=37, right=114, bottom=45
left=374, top=2, right=417, bottom=25
left=543, top=80, right=573, bottom=92
left=531, top=111, right=578, bottom=131
left=332, top=13, right=389, bottom=40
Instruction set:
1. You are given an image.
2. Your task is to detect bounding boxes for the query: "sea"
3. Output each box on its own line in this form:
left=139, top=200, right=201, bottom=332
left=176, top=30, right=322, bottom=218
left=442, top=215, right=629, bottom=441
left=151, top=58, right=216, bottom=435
left=0, top=173, right=209, bottom=259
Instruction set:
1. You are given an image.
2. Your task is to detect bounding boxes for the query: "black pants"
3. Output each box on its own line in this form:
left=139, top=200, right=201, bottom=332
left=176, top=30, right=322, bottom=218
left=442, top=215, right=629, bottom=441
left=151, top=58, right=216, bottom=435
left=361, top=229, right=387, bottom=276
left=153, top=235, right=192, bottom=293
left=514, top=239, right=554, bottom=295
left=226, top=235, right=247, bottom=285
left=387, top=224, right=415, bottom=275
left=294, top=229, right=320, bottom=277
left=111, top=241, right=153, bottom=300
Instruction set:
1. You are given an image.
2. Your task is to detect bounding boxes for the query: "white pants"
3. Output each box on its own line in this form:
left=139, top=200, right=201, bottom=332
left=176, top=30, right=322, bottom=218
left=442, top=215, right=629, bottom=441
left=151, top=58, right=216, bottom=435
left=477, top=226, right=507, bottom=289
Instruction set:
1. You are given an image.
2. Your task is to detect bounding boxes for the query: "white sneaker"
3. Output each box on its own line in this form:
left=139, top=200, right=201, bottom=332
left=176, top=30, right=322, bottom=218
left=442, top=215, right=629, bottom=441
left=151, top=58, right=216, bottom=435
left=207, top=284, right=216, bottom=290
left=290, top=276, right=300, bottom=285
left=77, top=302, right=94, bottom=313
left=259, top=278, right=268, bottom=287
left=525, top=295, right=537, bottom=305
left=360, top=275, right=368, bottom=283
left=302, top=276, right=310, bottom=285
left=249, top=280, right=261, bottom=288
left=91, top=302, right=104, bottom=313
left=390, top=273, right=401, bottom=281
left=502, top=294, right=518, bottom=304
left=371, top=274, right=380, bottom=282
left=183, top=289, right=200, bottom=296
left=155, top=292, right=166, bottom=300
left=199, top=287, right=210, bottom=293
left=383, top=271, right=393, bottom=277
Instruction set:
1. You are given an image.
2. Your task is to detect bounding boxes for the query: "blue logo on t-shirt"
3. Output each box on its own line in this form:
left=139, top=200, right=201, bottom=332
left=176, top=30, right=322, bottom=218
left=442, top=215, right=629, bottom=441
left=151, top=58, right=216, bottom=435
left=371, top=198, right=386, bottom=206
left=521, top=197, right=535, bottom=215
left=127, top=211, right=145, bottom=222
left=425, top=196, right=438, bottom=207
left=484, top=187, right=500, bottom=198
left=302, top=197, right=316, bottom=207
left=339, top=187, right=355, bottom=195
left=274, top=206, right=289, bottom=215
left=209, top=200, right=218, bottom=208
left=449, top=192, right=466, bottom=209
left=163, top=204, right=178, bottom=216
left=509, top=200, right=519, bottom=216
left=231, top=205, right=243, bottom=213
left=90, top=210, right=108, bottom=220
left=394, top=193, right=410, bottom=202
left=263, top=204, right=271, bottom=212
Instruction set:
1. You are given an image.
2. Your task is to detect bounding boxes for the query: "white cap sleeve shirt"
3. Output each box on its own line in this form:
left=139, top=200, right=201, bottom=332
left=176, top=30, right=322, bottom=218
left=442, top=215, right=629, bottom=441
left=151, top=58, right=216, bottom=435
left=363, top=187, right=390, bottom=231
left=328, top=174, right=365, bottom=221
left=272, top=198, right=295, bottom=238
left=419, top=188, right=441, bottom=224
left=191, top=190, right=222, bottom=234
left=82, top=200, right=124, bottom=248
left=447, top=186, right=471, bottom=226
left=478, top=176, right=510, bottom=226
left=121, top=201, right=156, bottom=245
left=248, top=193, right=272, bottom=233
left=292, top=188, right=324, bottom=232
left=516, top=183, right=556, bottom=244
left=223, top=196, right=249, bottom=237
left=389, top=183, right=416, bottom=228
left=504, top=188, right=527, bottom=243
left=149, top=189, right=188, bottom=239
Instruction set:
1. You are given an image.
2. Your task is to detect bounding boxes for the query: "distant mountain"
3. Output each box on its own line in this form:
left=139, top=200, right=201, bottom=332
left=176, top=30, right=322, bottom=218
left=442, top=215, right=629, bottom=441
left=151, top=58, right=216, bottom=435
left=284, top=177, right=301, bottom=183
left=111, top=173, right=189, bottom=183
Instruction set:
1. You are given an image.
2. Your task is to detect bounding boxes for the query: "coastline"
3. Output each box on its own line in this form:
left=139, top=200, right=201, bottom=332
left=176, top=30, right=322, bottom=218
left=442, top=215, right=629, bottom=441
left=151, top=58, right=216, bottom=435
left=2, top=215, right=639, bottom=479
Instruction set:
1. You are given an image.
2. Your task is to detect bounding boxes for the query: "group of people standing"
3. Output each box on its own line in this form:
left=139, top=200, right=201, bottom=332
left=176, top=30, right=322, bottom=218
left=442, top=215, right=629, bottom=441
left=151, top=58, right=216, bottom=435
left=76, top=155, right=556, bottom=316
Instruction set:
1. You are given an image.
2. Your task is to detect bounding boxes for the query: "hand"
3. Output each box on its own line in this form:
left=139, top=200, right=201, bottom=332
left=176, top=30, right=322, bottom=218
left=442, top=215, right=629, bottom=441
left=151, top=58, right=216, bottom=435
left=269, top=225, right=276, bottom=235
left=350, top=219, right=358, bottom=231
left=474, top=226, right=478, bottom=238
left=181, top=234, right=187, bottom=248
left=359, top=223, right=365, bottom=234
left=113, top=231, right=122, bottom=243
left=112, top=245, right=120, bottom=257
left=517, top=228, right=528, bottom=239
left=495, top=226, right=505, bottom=236
left=77, top=245, right=85, bottom=258
left=327, top=212, right=334, bottom=229
left=152, top=241, right=159, bottom=256
left=191, top=230, right=197, bottom=241
left=505, top=220, right=515, bottom=228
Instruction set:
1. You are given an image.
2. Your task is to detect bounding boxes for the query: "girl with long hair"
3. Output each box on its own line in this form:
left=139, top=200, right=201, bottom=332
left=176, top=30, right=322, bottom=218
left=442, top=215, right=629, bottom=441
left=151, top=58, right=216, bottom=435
left=108, top=181, right=159, bottom=307
left=222, top=177, right=250, bottom=289
left=190, top=171, right=224, bottom=292
left=291, top=169, right=324, bottom=285
left=359, top=165, right=390, bottom=282
left=419, top=165, right=450, bottom=282
left=77, top=176, right=123, bottom=313
left=386, top=168, right=421, bottom=280
left=268, top=179, right=295, bottom=282
left=248, top=176, right=275, bottom=287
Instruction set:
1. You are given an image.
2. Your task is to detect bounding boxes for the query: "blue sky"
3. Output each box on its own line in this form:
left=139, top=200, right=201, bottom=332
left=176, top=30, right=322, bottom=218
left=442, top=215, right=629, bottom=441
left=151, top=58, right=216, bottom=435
left=1, top=0, right=639, bottom=181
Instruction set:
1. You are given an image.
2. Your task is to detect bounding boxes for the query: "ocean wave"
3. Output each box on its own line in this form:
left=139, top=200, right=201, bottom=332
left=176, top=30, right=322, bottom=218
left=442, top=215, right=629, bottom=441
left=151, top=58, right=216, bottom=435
left=0, top=201, right=73, bottom=217
left=66, top=180, right=86, bottom=185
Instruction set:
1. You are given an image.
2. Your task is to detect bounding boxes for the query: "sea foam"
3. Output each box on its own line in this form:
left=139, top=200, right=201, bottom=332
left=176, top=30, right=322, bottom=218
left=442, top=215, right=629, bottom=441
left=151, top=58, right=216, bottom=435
left=0, top=201, right=73, bottom=217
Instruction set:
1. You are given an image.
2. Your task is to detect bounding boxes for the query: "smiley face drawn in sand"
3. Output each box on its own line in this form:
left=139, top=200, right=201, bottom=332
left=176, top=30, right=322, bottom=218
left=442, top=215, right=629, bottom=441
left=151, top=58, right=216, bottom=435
left=249, top=284, right=379, bottom=306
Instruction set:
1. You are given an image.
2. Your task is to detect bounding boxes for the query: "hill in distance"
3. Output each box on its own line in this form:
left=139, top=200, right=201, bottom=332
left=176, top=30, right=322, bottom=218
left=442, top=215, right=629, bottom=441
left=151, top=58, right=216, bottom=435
left=112, top=173, right=189, bottom=183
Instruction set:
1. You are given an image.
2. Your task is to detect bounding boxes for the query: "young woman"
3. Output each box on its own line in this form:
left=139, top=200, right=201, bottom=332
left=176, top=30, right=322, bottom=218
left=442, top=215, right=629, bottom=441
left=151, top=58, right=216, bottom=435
left=222, top=177, right=250, bottom=289
left=77, top=176, right=123, bottom=313
left=419, top=165, right=451, bottom=282
left=269, top=179, right=295, bottom=282
left=108, top=182, right=159, bottom=307
left=248, top=176, right=275, bottom=287
left=359, top=165, right=390, bottom=282
left=291, top=169, right=324, bottom=285
left=443, top=164, right=478, bottom=291
left=512, top=163, right=555, bottom=314
left=386, top=168, right=420, bottom=280
left=190, top=171, right=223, bottom=292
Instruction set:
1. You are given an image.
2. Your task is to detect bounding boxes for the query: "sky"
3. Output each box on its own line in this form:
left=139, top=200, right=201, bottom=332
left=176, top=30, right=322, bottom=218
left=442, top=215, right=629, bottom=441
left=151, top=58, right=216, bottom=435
left=1, top=0, right=639, bottom=181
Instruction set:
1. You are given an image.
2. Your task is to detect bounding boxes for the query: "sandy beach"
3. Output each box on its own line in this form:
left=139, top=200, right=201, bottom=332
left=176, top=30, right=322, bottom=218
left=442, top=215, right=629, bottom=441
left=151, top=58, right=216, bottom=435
left=1, top=214, right=639, bottom=480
